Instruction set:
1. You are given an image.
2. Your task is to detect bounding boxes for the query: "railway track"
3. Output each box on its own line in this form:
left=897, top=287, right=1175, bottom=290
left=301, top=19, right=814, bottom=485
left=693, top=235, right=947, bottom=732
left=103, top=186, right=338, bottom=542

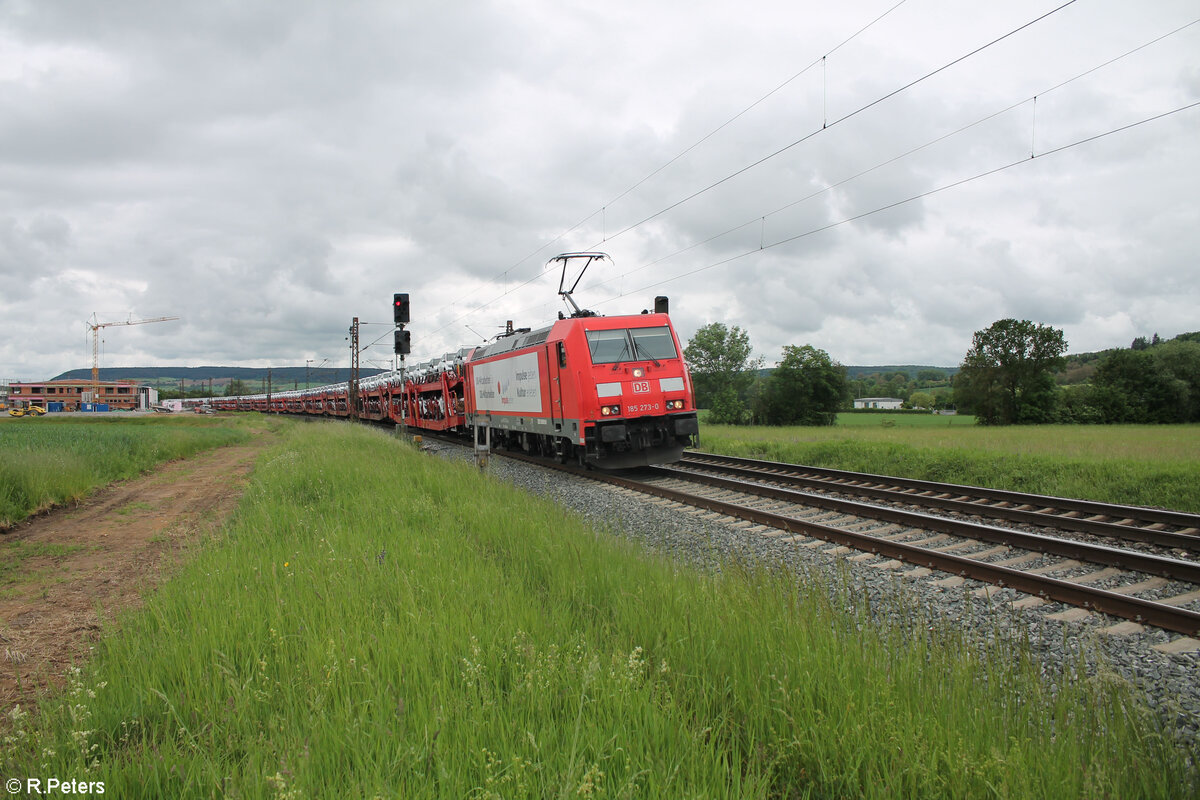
left=681, top=451, right=1200, bottom=554
left=490, top=447, right=1200, bottom=638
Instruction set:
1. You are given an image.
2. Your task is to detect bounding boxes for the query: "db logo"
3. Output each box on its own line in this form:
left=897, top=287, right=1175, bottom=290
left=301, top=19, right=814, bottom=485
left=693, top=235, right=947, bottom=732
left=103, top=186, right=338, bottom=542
left=631, top=381, right=651, bottom=394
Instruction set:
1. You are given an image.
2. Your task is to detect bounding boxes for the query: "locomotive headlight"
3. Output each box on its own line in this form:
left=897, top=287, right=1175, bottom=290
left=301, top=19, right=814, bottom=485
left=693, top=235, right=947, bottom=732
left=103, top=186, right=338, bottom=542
left=600, top=404, right=621, bottom=416
left=632, top=367, right=645, bottom=378
left=601, top=406, right=611, bottom=416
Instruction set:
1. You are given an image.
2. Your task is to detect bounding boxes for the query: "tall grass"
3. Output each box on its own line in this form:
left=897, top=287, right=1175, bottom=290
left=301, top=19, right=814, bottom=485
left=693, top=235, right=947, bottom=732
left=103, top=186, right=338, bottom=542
left=0, top=416, right=256, bottom=527
left=836, top=412, right=978, bottom=427
left=697, top=422, right=1200, bottom=511
left=3, top=421, right=1193, bottom=797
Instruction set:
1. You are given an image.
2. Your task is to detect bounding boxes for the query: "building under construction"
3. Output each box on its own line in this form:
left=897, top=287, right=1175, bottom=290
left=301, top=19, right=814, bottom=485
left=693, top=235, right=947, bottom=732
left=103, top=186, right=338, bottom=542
left=6, top=379, right=158, bottom=412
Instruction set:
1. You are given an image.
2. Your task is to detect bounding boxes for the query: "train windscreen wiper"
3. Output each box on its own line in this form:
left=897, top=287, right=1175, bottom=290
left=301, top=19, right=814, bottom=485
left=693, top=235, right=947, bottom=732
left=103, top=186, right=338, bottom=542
left=633, top=337, right=662, bottom=367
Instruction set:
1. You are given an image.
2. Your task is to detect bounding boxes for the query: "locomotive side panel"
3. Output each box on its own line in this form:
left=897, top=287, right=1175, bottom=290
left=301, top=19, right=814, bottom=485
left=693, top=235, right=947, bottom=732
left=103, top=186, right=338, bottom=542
left=471, top=350, right=547, bottom=415
left=465, top=347, right=569, bottom=445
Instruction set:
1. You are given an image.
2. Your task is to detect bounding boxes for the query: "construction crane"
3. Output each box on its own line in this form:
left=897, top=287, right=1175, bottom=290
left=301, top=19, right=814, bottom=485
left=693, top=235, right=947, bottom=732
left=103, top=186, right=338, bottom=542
left=88, top=314, right=179, bottom=403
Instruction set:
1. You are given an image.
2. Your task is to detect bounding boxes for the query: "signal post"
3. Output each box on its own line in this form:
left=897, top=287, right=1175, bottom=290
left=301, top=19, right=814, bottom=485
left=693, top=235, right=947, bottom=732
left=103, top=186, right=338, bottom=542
left=393, top=294, right=410, bottom=438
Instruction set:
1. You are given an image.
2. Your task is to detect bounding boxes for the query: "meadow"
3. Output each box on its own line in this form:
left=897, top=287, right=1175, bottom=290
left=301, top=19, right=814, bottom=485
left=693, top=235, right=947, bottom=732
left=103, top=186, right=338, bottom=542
left=0, top=415, right=256, bottom=528
left=2, top=419, right=1194, bottom=798
left=696, top=414, right=1200, bottom=512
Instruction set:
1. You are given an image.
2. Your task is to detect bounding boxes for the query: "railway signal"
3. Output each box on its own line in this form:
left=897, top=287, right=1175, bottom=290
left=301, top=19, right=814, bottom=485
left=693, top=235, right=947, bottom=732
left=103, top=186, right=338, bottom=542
left=394, top=292, right=411, bottom=355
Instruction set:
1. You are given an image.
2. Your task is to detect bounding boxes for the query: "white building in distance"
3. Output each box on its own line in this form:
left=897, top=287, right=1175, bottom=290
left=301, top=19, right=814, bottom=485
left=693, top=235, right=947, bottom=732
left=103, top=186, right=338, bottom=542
left=853, top=397, right=904, bottom=410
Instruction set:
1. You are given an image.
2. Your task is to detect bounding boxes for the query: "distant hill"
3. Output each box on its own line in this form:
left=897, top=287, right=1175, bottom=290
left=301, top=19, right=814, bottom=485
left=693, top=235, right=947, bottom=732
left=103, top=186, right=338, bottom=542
left=843, top=365, right=958, bottom=379
left=50, top=366, right=386, bottom=389
left=750, top=364, right=956, bottom=380
left=1054, top=330, right=1200, bottom=385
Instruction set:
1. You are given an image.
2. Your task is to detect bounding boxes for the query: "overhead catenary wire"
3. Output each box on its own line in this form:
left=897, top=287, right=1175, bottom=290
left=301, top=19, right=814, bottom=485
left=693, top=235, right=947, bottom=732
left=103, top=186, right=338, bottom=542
left=576, top=15, right=1200, bottom=292
left=599, top=0, right=912, bottom=213
left=468, top=8, right=1198, bottom=329
left=586, top=100, right=1200, bottom=309
left=585, top=0, right=1080, bottom=251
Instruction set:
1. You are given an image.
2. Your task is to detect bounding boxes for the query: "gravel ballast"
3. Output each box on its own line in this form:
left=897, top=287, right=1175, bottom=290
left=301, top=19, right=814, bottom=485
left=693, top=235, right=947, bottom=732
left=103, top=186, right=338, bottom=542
left=431, top=441, right=1200, bottom=749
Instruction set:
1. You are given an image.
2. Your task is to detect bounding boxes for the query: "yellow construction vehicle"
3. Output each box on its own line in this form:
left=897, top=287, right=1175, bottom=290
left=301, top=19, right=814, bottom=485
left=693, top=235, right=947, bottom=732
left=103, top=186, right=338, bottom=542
left=8, top=406, right=47, bottom=417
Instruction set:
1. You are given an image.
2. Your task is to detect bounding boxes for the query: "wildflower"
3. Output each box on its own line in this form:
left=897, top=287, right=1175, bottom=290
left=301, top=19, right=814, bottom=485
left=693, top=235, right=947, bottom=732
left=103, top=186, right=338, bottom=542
left=577, top=763, right=604, bottom=797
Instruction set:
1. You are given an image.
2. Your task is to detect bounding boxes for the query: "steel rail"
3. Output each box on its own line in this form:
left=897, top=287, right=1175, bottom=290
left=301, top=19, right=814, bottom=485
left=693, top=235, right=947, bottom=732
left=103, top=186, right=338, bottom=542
left=682, top=451, right=1200, bottom=549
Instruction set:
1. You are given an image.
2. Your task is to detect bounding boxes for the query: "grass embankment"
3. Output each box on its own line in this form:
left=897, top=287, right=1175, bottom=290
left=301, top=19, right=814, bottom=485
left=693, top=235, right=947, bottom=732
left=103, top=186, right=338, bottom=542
left=0, top=415, right=258, bottom=528
left=3, top=421, right=1193, bottom=798
left=698, top=418, right=1200, bottom=512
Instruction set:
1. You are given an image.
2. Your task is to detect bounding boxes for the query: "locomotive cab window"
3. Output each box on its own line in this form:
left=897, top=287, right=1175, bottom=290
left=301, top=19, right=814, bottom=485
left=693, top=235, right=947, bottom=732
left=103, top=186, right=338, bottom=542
left=586, top=326, right=678, bottom=365
left=630, top=327, right=677, bottom=361
left=586, top=329, right=630, bottom=364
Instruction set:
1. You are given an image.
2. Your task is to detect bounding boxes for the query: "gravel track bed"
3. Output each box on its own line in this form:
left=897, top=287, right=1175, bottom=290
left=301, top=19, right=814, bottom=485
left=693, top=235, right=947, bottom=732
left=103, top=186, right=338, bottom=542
left=431, top=442, right=1200, bottom=749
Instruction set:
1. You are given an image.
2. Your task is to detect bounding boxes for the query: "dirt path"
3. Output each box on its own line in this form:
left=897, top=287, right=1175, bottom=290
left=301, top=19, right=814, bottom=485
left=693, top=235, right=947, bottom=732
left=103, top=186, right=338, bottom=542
left=0, top=432, right=273, bottom=715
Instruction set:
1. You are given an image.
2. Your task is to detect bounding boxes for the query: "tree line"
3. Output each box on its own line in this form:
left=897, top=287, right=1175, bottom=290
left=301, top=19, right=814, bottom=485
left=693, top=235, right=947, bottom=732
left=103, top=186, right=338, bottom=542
left=954, top=320, right=1200, bottom=424
left=683, top=320, right=1200, bottom=426
left=684, top=323, right=848, bottom=425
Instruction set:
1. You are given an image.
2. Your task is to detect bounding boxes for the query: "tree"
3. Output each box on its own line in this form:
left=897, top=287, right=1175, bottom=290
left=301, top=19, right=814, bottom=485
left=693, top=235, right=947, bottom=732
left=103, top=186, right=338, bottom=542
left=907, top=390, right=934, bottom=410
left=225, top=379, right=252, bottom=397
left=1054, top=383, right=1103, bottom=424
left=882, top=374, right=910, bottom=401
left=756, top=345, right=847, bottom=426
left=955, top=319, right=1067, bottom=425
left=1154, top=339, right=1200, bottom=422
left=1093, top=348, right=1187, bottom=423
left=684, top=323, right=762, bottom=424
left=931, top=387, right=955, bottom=409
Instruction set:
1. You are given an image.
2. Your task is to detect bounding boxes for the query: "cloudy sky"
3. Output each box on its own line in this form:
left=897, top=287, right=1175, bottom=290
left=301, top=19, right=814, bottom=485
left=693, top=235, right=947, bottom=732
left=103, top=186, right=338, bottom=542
left=1, top=0, right=1197, bottom=379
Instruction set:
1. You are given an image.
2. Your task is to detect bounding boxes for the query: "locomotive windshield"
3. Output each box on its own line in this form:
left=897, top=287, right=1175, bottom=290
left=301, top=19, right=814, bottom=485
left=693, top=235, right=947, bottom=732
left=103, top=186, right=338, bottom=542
left=586, top=326, right=678, bottom=365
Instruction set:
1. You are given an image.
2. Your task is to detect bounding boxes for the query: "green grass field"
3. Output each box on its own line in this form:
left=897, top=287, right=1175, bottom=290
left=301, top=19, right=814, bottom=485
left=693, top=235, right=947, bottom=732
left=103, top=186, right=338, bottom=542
left=3, top=419, right=1194, bottom=798
left=836, top=412, right=979, bottom=427
left=0, top=415, right=258, bottom=528
left=695, top=416, right=1200, bottom=512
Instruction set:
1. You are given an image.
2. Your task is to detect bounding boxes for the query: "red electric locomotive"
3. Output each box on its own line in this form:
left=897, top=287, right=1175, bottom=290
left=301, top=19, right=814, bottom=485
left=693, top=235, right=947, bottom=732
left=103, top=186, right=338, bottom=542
left=456, top=253, right=697, bottom=467
left=463, top=306, right=697, bottom=468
